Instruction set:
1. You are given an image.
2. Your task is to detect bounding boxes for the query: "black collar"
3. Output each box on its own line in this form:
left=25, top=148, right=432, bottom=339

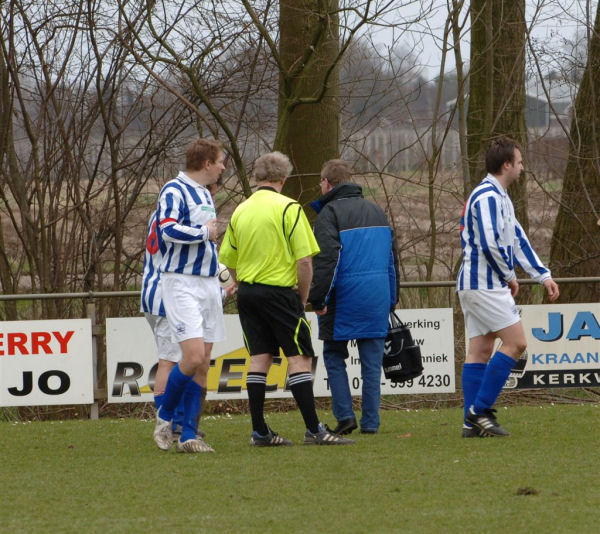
left=257, top=186, right=277, bottom=192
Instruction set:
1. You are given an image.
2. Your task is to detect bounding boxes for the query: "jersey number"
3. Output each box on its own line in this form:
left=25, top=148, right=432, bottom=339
left=146, top=220, right=159, bottom=254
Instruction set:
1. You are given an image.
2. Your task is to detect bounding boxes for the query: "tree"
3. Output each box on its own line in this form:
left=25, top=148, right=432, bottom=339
left=466, top=0, right=529, bottom=229
left=0, top=0, right=191, bottom=321
left=275, top=0, right=340, bottom=206
left=0, top=35, right=18, bottom=319
left=117, top=1, right=398, bottom=209
left=549, top=3, right=600, bottom=303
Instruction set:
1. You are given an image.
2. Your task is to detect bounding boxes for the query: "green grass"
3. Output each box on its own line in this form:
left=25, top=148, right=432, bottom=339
left=2, top=404, right=599, bottom=533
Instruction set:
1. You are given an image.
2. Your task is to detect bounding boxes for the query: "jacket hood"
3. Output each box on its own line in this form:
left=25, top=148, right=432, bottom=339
left=310, top=182, right=363, bottom=214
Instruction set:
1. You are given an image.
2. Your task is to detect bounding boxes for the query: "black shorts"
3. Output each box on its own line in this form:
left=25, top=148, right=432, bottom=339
left=237, top=282, right=315, bottom=358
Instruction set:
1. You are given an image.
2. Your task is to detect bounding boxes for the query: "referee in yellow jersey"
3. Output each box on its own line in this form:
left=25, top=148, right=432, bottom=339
left=219, top=151, right=354, bottom=446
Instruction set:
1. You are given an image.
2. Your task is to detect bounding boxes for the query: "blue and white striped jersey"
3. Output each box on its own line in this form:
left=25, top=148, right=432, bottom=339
left=457, top=174, right=550, bottom=291
left=157, top=172, right=219, bottom=277
left=140, top=212, right=166, bottom=317
left=140, top=211, right=166, bottom=316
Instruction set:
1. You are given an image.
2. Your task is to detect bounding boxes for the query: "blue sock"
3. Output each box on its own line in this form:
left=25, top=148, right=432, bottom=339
left=160, top=364, right=193, bottom=422
left=473, top=351, right=516, bottom=413
left=154, top=393, right=164, bottom=412
left=172, top=397, right=185, bottom=432
left=461, top=363, right=486, bottom=426
left=181, top=381, right=203, bottom=442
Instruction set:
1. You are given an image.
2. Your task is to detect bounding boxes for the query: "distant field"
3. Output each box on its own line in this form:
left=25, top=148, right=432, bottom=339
left=2, top=404, right=599, bottom=533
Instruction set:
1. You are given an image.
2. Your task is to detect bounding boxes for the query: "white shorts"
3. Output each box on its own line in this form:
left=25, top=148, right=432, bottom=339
left=458, top=288, right=520, bottom=338
left=161, top=272, right=226, bottom=343
left=145, top=313, right=182, bottom=363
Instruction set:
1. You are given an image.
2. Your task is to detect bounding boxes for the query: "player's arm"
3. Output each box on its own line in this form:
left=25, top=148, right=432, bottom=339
left=513, top=220, right=551, bottom=281
left=297, top=256, right=313, bottom=306
left=284, top=203, right=320, bottom=307
left=219, top=222, right=238, bottom=275
left=507, top=278, right=519, bottom=298
left=158, top=190, right=216, bottom=243
left=512, top=220, right=559, bottom=300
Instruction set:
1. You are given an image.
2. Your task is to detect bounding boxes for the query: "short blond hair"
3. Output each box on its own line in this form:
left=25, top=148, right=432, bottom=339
left=253, top=151, right=293, bottom=182
left=321, top=159, right=351, bottom=186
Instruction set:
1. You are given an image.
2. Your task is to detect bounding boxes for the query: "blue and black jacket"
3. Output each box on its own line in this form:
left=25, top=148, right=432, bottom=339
left=308, top=183, right=400, bottom=341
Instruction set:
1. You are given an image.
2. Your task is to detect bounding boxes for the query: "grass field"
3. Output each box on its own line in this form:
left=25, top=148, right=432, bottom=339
left=2, top=404, right=599, bottom=533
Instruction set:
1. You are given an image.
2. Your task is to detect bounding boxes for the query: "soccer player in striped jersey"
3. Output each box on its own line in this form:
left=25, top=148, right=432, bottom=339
left=142, top=178, right=235, bottom=446
left=457, top=137, right=559, bottom=437
left=152, top=138, right=226, bottom=453
left=141, top=210, right=183, bottom=413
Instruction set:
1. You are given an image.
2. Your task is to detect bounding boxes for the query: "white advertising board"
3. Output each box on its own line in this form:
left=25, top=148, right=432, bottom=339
left=106, top=308, right=455, bottom=403
left=501, top=303, right=600, bottom=389
left=0, top=319, right=94, bottom=406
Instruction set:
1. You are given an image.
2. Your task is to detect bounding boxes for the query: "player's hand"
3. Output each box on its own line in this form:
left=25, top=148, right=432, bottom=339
left=507, top=278, right=519, bottom=297
left=206, top=218, right=217, bottom=241
left=544, top=278, right=559, bottom=302
left=315, top=306, right=327, bottom=316
left=225, top=283, right=237, bottom=300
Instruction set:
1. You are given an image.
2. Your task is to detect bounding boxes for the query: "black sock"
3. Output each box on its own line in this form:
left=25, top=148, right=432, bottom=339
left=246, top=372, right=268, bottom=435
left=288, top=372, right=319, bottom=433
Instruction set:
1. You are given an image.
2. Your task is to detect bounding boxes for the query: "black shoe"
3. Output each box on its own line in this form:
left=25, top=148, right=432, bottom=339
left=331, top=418, right=358, bottom=435
left=466, top=407, right=510, bottom=437
left=304, top=423, right=355, bottom=445
left=461, top=425, right=486, bottom=438
left=360, top=428, right=378, bottom=434
left=250, top=425, right=294, bottom=447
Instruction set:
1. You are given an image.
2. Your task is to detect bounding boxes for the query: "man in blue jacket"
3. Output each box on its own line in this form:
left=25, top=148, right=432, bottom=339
left=308, top=159, right=400, bottom=435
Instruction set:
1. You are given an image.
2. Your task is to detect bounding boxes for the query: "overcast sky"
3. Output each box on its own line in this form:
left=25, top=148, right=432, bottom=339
left=365, top=0, right=598, bottom=79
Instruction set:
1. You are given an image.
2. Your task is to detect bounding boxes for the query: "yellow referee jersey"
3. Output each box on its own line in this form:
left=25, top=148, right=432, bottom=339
left=219, top=188, right=319, bottom=287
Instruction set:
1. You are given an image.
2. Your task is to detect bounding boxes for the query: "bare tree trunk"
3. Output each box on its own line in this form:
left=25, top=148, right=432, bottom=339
left=276, top=0, right=339, bottom=209
left=466, top=0, right=494, bottom=188
left=466, top=0, right=528, bottom=231
left=450, top=0, right=470, bottom=198
left=0, top=39, right=18, bottom=319
left=549, top=3, right=600, bottom=303
left=491, top=0, right=528, bottom=231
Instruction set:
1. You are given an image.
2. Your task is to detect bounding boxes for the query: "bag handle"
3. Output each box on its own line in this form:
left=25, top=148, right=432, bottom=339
left=389, top=310, right=404, bottom=328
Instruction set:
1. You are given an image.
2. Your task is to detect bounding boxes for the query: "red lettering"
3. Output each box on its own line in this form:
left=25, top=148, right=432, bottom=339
left=0, top=332, right=4, bottom=355
left=53, top=331, right=74, bottom=353
left=8, top=333, right=29, bottom=355
left=31, top=332, right=53, bottom=354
